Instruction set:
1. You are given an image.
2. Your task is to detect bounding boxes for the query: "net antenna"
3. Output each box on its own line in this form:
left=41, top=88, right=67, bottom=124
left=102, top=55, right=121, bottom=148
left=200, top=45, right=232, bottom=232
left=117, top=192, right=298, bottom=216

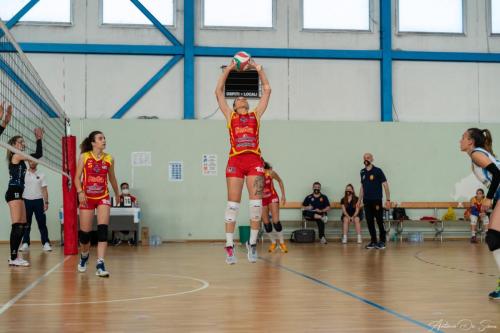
left=0, top=19, right=71, bottom=184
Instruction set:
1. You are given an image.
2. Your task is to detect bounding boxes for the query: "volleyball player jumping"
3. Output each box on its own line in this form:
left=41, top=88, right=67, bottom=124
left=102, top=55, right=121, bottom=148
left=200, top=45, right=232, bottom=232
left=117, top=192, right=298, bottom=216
left=262, top=161, right=287, bottom=253
left=215, top=59, right=271, bottom=264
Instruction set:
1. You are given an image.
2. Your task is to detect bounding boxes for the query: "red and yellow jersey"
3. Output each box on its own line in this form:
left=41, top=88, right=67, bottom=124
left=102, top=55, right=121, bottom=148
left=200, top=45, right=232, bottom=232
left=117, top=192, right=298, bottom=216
left=228, top=111, right=260, bottom=157
left=471, top=196, right=484, bottom=212
left=82, top=152, right=112, bottom=199
left=263, top=170, right=276, bottom=199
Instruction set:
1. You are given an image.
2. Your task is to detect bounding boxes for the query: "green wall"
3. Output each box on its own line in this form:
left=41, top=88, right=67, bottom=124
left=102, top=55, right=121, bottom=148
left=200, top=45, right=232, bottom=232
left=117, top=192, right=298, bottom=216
left=0, top=120, right=498, bottom=241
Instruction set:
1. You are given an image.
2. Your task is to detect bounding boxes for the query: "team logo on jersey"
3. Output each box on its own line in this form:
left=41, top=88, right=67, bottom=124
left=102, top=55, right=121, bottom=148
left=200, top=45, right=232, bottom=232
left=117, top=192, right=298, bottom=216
left=240, top=116, right=248, bottom=123
left=320, top=198, right=323, bottom=202
left=256, top=166, right=264, bottom=173
left=93, top=164, right=101, bottom=173
left=370, top=175, right=374, bottom=181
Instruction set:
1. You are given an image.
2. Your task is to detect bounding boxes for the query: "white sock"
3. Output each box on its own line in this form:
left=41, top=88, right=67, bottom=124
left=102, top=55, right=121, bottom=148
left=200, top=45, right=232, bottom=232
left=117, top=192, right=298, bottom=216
left=225, top=233, right=234, bottom=247
left=472, top=231, right=476, bottom=236
left=493, top=249, right=500, bottom=271
left=250, top=229, right=259, bottom=245
left=268, top=232, right=276, bottom=244
left=277, top=231, right=284, bottom=243
left=81, top=251, right=89, bottom=258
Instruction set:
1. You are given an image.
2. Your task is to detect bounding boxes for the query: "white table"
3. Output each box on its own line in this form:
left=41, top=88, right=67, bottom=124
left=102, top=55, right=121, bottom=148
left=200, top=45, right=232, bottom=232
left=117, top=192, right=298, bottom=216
left=60, top=207, right=142, bottom=245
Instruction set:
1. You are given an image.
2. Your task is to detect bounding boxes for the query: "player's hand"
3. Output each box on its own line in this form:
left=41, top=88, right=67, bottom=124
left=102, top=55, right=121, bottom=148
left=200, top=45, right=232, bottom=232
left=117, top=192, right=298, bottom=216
left=482, top=199, right=492, bottom=212
left=281, top=196, right=286, bottom=206
left=34, top=127, right=44, bottom=140
left=227, top=60, right=237, bottom=71
left=249, top=59, right=262, bottom=71
left=44, top=202, right=49, bottom=211
left=78, top=192, right=87, bottom=206
left=0, top=103, right=12, bottom=127
left=385, top=200, right=392, bottom=210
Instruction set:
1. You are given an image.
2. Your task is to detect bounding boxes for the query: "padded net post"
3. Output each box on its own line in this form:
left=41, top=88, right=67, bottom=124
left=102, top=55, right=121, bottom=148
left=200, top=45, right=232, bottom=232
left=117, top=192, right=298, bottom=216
left=62, top=135, right=77, bottom=255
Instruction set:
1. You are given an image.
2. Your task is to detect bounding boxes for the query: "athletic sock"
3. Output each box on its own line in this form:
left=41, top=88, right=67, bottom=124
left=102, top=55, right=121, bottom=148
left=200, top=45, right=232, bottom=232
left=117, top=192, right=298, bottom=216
left=225, top=233, right=234, bottom=247
left=493, top=249, right=500, bottom=271
left=250, top=229, right=259, bottom=245
left=10, top=223, right=25, bottom=261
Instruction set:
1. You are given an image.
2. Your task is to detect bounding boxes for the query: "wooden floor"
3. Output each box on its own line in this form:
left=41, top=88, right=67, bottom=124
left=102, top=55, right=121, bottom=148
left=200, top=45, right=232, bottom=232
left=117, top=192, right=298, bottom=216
left=0, top=241, right=498, bottom=333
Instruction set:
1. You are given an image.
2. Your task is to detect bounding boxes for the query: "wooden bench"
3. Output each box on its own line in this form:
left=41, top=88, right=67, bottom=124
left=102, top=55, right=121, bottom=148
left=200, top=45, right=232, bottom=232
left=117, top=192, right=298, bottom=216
left=279, top=201, right=471, bottom=242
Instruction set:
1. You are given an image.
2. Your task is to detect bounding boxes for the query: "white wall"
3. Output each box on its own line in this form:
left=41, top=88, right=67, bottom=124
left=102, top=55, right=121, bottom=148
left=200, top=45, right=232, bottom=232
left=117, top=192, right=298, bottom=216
left=4, top=0, right=500, bottom=122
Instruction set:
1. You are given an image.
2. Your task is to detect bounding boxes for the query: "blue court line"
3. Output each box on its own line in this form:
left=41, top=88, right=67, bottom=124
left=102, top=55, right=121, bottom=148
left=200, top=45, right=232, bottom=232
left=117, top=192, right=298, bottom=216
left=260, top=257, right=443, bottom=333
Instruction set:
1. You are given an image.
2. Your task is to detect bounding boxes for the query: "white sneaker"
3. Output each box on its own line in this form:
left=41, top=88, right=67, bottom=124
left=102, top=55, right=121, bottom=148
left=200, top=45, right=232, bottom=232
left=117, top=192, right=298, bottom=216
left=342, top=235, right=347, bottom=244
left=357, top=235, right=362, bottom=244
left=8, top=258, right=30, bottom=267
left=320, top=236, right=328, bottom=244
left=20, top=243, right=29, bottom=252
left=42, top=242, right=52, bottom=252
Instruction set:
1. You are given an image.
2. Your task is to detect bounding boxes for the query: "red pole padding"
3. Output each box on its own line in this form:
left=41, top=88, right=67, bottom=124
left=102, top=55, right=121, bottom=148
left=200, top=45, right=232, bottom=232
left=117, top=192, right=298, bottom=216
left=62, top=136, right=78, bottom=255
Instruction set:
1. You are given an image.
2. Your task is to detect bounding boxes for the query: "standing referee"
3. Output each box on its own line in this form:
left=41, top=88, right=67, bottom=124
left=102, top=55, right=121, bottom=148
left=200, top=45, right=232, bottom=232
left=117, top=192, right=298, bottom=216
left=358, top=153, right=391, bottom=249
left=20, top=160, right=51, bottom=252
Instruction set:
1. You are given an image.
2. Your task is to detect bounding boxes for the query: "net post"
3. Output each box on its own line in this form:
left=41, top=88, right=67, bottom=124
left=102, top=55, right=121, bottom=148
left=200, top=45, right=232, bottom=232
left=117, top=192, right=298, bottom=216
left=62, top=135, right=78, bottom=255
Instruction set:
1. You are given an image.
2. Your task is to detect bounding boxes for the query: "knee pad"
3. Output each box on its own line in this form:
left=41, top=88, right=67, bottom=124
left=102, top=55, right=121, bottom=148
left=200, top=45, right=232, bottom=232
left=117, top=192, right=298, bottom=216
left=273, top=221, right=283, bottom=232
left=79, top=231, right=90, bottom=245
left=483, top=215, right=490, bottom=225
left=263, top=222, right=273, bottom=233
left=249, top=199, right=262, bottom=221
left=97, top=224, right=108, bottom=242
left=224, top=201, right=240, bottom=223
left=485, top=229, right=500, bottom=252
left=11, top=223, right=25, bottom=235
left=470, top=215, right=478, bottom=225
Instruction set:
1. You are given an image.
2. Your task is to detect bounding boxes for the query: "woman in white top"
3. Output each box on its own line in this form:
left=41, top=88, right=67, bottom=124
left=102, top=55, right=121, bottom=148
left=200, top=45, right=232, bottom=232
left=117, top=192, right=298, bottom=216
left=460, top=128, right=500, bottom=299
left=20, top=160, right=51, bottom=252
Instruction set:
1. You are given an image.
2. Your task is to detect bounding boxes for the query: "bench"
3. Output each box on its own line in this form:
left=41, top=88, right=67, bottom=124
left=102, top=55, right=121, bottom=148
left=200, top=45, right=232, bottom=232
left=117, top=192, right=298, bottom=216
left=279, top=201, right=472, bottom=242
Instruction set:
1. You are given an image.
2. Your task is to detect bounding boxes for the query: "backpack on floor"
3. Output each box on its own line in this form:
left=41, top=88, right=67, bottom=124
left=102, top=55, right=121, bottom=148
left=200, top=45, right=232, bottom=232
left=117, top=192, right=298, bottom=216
left=290, top=229, right=315, bottom=243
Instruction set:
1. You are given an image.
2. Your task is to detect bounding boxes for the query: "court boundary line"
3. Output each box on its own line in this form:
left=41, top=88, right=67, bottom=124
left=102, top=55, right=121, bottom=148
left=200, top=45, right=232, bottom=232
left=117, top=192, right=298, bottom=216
left=0, top=256, right=71, bottom=315
left=14, top=273, right=210, bottom=306
left=260, top=257, right=444, bottom=333
left=414, top=250, right=496, bottom=277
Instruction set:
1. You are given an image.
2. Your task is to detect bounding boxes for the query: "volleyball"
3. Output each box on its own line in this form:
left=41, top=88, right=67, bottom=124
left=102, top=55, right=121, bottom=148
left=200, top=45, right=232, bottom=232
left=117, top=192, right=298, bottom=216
left=233, top=51, right=251, bottom=71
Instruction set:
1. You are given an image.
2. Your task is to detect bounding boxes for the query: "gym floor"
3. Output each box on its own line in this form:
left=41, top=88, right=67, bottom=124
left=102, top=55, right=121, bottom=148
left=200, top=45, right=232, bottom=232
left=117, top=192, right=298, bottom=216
left=0, top=241, right=498, bottom=332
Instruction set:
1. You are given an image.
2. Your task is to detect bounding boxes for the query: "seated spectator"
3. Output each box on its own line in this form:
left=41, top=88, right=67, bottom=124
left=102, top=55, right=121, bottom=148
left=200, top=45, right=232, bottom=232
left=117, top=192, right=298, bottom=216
left=302, top=182, right=330, bottom=244
left=470, top=188, right=489, bottom=243
left=118, top=182, right=138, bottom=207
left=114, top=182, right=139, bottom=246
left=341, top=184, right=362, bottom=244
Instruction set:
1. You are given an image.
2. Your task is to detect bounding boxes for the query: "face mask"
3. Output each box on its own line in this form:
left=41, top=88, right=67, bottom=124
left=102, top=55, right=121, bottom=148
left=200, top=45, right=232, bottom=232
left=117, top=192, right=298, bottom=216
left=122, top=189, right=130, bottom=195
left=363, top=160, right=371, bottom=166
left=313, top=189, right=320, bottom=194
left=345, top=191, right=352, bottom=195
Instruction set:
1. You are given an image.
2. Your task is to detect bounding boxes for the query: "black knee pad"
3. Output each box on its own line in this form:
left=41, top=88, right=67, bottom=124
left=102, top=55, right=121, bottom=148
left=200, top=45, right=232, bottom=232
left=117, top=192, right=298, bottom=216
left=79, top=231, right=90, bottom=245
left=486, top=229, right=500, bottom=252
left=11, top=223, right=25, bottom=236
left=97, top=224, right=108, bottom=242
left=264, top=223, right=273, bottom=233
left=273, top=221, right=283, bottom=232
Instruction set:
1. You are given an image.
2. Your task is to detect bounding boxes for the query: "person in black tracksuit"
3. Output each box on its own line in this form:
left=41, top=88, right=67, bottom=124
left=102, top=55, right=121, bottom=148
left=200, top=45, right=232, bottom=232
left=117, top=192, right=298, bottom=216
left=302, top=182, right=330, bottom=244
left=358, top=153, right=391, bottom=250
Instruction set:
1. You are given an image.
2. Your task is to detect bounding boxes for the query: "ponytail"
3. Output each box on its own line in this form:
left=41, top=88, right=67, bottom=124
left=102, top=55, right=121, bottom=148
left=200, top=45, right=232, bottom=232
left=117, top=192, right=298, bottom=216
left=80, top=131, right=103, bottom=154
left=482, top=129, right=494, bottom=156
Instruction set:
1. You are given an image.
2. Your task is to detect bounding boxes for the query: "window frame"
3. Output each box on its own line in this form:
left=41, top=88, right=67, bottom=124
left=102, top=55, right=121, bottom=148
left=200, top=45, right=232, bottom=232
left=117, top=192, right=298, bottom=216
left=489, top=0, right=500, bottom=36
left=99, top=0, right=177, bottom=29
left=2, top=0, right=74, bottom=27
left=200, top=0, right=276, bottom=31
left=396, top=0, right=466, bottom=36
left=300, top=0, right=374, bottom=33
